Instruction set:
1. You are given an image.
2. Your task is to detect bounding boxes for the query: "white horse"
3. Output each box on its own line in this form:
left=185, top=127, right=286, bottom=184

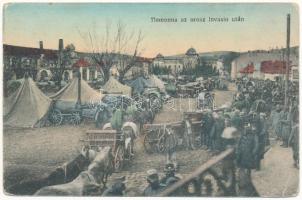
left=34, top=147, right=114, bottom=196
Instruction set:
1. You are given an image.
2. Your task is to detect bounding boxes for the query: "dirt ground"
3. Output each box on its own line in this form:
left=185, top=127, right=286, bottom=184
left=3, top=84, right=238, bottom=195
left=252, top=140, right=299, bottom=197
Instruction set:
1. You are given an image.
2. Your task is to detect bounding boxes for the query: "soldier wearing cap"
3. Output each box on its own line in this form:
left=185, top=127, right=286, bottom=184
left=184, top=115, right=195, bottom=150
left=200, top=110, right=214, bottom=150
left=160, top=163, right=181, bottom=187
left=270, top=104, right=282, bottom=140
left=288, top=106, right=299, bottom=168
left=280, top=106, right=292, bottom=147
left=231, top=109, right=242, bottom=130
left=209, top=112, right=224, bottom=152
left=102, top=176, right=127, bottom=196
left=143, top=169, right=164, bottom=196
left=257, top=113, right=269, bottom=170
left=236, top=115, right=259, bottom=171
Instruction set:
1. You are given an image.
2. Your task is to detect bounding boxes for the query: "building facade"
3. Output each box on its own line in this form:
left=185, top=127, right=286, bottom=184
left=3, top=41, right=151, bottom=83
left=152, top=48, right=200, bottom=75
left=230, top=47, right=299, bottom=80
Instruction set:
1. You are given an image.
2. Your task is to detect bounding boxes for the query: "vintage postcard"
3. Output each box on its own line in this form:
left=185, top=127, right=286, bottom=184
left=1, top=1, right=300, bottom=198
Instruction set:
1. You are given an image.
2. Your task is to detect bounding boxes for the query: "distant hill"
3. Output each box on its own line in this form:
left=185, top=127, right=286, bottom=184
left=198, top=51, right=238, bottom=58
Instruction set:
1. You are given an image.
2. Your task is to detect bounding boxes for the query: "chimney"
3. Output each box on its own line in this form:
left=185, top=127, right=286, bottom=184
left=39, top=41, right=43, bottom=50
left=59, top=39, right=64, bottom=51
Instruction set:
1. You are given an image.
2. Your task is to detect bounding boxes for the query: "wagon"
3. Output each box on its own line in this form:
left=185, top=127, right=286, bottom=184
left=82, top=129, right=134, bottom=171
left=143, top=112, right=204, bottom=153
left=143, top=123, right=180, bottom=154
left=48, top=99, right=105, bottom=126
left=48, top=100, right=82, bottom=126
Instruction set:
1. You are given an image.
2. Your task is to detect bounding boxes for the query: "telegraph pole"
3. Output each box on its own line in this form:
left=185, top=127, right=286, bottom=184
left=284, top=14, right=290, bottom=107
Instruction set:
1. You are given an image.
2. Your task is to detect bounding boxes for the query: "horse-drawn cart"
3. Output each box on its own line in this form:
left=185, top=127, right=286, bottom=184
left=143, top=123, right=178, bottom=154
left=48, top=101, right=82, bottom=126
left=143, top=111, right=205, bottom=153
left=82, top=129, right=134, bottom=171
left=48, top=100, right=102, bottom=126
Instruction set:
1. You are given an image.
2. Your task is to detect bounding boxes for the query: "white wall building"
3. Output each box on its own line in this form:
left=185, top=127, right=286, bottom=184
left=231, top=47, right=299, bottom=80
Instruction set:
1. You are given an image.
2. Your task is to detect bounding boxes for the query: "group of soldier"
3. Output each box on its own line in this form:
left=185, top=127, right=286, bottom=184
left=102, top=76, right=299, bottom=196
left=233, top=77, right=299, bottom=169
left=142, top=77, right=299, bottom=196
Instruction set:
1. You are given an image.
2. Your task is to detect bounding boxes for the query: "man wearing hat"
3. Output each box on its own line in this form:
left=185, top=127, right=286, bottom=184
left=209, top=112, right=225, bottom=152
left=102, top=176, right=127, bottom=196
left=270, top=104, right=282, bottom=140
left=257, top=113, right=269, bottom=170
left=236, top=118, right=259, bottom=171
left=143, top=169, right=165, bottom=196
left=160, top=163, right=181, bottom=187
left=184, top=115, right=195, bottom=150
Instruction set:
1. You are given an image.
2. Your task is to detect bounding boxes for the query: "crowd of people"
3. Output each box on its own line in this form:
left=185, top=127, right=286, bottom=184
left=141, top=77, right=299, bottom=196
left=195, top=77, right=299, bottom=171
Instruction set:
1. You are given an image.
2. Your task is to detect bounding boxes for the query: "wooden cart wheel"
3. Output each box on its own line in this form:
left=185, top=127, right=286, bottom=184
left=157, top=135, right=166, bottom=153
left=49, top=109, right=63, bottom=126
left=114, top=145, right=125, bottom=171
left=143, top=132, right=157, bottom=154
left=70, top=111, right=82, bottom=126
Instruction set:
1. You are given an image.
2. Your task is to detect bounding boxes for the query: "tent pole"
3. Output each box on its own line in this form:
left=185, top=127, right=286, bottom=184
left=284, top=14, right=290, bottom=108
left=77, top=69, right=82, bottom=106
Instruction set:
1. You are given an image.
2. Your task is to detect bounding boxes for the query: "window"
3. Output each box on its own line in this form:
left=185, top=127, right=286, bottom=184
left=82, top=68, right=87, bottom=81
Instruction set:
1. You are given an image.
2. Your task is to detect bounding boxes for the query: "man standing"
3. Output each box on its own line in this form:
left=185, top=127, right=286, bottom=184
left=110, top=107, right=124, bottom=131
left=280, top=106, right=292, bottom=147
left=200, top=111, right=214, bottom=150
left=210, top=112, right=225, bottom=152
left=236, top=119, right=259, bottom=196
left=184, top=115, right=195, bottom=150
left=288, top=106, right=299, bottom=168
left=270, top=104, right=282, bottom=140
left=236, top=117, right=259, bottom=170
left=257, top=113, right=269, bottom=170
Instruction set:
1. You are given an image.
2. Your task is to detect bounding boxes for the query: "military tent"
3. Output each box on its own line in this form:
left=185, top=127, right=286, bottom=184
left=128, top=76, right=155, bottom=94
left=4, top=77, right=52, bottom=128
left=148, top=75, right=166, bottom=93
left=50, top=77, right=103, bottom=103
left=102, top=77, right=132, bottom=96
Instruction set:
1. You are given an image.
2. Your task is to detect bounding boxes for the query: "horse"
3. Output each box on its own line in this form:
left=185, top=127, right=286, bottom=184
left=34, top=146, right=114, bottom=196
left=7, top=146, right=96, bottom=195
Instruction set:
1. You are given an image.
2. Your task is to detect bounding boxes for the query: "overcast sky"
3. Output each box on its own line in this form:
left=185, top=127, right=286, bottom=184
left=3, top=3, right=300, bottom=57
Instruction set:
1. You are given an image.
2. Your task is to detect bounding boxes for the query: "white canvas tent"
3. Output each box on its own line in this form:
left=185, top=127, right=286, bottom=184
left=102, top=77, right=132, bottom=96
left=4, top=77, right=52, bottom=128
left=149, top=75, right=166, bottom=93
left=50, top=77, right=103, bottom=103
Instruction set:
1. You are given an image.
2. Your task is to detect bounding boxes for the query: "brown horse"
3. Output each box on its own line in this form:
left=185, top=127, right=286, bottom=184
left=7, top=146, right=97, bottom=195
left=34, top=146, right=114, bottom=196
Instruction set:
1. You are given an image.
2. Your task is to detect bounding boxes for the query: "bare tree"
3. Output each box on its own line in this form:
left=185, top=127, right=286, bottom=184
left=78, top=21, right=144, bottom=83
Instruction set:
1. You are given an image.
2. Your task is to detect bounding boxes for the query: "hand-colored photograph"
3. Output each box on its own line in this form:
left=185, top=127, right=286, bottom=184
left=2, top=2, right=300, bottom=197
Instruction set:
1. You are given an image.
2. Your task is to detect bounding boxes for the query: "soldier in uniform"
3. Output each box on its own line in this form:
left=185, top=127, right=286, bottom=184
left=102, top=176, right=127, bottom=196
left=95, top=103, right=112, bottom=128
left=110, top=107, right=124, bottom=131
left=236, top=113, right=259, bottom=171
left=270, top=104, right=282, bottom=140
left=257, top=113, right=269, bottom=170
left=184, top=115, right=195, bottom=150
left=160, top=163, right=181, bottom=187
left=280, top=106, right=292, bottom=147
left=231, top=109, right=242, bottom=130
left=288, top=107, right=299, bottom=168
left=209, top=112, right=225, bottom=152
left=143, top=169, right=165, bottom=196
left=200, top=110, right=214, bottom=150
